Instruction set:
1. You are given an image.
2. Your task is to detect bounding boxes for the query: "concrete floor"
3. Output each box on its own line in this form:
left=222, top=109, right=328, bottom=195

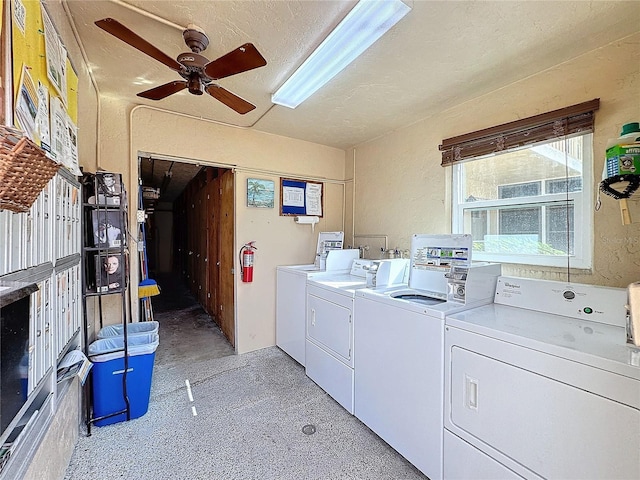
left=63, top=276, right=427, bottom=480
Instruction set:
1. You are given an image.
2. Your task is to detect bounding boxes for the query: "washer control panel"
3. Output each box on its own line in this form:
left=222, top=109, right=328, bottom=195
left=445, top=263, right=502, bottom=305
left=494, top=276, right=627, bottom=327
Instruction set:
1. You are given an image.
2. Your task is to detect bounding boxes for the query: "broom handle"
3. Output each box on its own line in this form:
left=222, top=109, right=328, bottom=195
left=138, top=184, right=153, bottom=321
left=138, top=185, right=149, bottom=280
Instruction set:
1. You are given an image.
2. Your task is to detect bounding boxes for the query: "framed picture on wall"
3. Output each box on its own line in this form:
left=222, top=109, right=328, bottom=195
left=247, top=178, right=275, bottom=208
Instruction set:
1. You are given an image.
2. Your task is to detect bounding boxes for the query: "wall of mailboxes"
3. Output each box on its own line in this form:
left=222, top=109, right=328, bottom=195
left=0, top=167, right=82, bottom=475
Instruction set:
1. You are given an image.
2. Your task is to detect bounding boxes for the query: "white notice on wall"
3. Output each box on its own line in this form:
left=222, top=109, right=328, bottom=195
left=282, top=186, right=305, bottom=207
left=15, top=64, right=38, bottom=142
left=36, top=81, right=51, bottom=154
left=49, top=95, right=66, bottom=162
left=66, top=117, right=80, bottom=175
left=41, top=4, right=68, bottom=105
left=13, top=0, right=27, bottom=35
left=305, top=183, right=322, bottom=216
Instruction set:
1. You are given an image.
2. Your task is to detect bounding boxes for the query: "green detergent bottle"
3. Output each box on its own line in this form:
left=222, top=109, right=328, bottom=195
left=605, top=122, right=640, bottom=177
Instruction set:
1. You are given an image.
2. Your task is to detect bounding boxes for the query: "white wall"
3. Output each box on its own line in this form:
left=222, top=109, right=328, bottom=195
left=235, top=170, right=345, bottom=352
left=96, top=32, right=640, bottom=358
left=97, top=103, right=347, bottom=354
left=349, top=33, right=640, bottom=288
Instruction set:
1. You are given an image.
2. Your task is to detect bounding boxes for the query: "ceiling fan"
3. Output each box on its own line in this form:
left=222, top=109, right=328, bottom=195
left=95, top=18, right=267, bottom=114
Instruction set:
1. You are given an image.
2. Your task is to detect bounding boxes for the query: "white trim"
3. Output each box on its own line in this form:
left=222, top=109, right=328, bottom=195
left=452, top=134, right=593, bottom=269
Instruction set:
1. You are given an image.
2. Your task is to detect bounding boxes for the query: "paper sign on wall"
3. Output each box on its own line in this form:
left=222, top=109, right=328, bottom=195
left=280, top=178, right=323, bottom=217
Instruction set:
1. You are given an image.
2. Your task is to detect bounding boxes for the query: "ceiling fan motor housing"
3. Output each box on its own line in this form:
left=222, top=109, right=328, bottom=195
left=177, top=52, right=213, bottom=84
left=183, top=27, right=209, bottom=53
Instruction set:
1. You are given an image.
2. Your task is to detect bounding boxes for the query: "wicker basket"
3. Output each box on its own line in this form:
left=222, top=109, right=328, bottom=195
left=0, top=126, right=61, bottom=213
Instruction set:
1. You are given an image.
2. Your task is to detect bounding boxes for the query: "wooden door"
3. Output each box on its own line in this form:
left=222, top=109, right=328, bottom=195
left=174, top=198, right=187, bottom=275
left=205, top=172, right=218, bottom=315
left=186, top=183, right=197, bottom=290
left=217, top=169, right=235, bottom=346
left=196, top=184, right=207, bottom=306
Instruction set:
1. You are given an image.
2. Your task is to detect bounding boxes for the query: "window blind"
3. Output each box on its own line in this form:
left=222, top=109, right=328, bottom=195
left=439, top=99, right=600, bottom=167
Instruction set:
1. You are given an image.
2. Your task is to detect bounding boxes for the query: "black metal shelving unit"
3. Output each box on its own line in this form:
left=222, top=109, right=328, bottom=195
left=80, top=172, right=130, bottom=435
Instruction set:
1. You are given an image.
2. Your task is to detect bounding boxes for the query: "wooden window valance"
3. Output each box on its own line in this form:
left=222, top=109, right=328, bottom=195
left=439, top=98, right=600, bottom=167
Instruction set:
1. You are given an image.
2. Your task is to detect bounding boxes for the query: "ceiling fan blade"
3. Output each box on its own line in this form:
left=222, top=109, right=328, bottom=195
left=205, top=85, right=256, bottom=114
left=95, top=18, right=183, bottom=73
left=138, top=81, right=188, bottom=100
left=203, top=43, right=267, bottom=80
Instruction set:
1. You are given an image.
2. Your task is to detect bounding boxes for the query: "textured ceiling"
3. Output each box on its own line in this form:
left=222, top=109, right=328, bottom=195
left=64, top=0, right=640, bottom=152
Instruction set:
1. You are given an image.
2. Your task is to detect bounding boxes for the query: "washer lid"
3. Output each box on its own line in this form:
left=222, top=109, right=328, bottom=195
left=447, top=304, right=640, bottom=380
left=307, top=273, right=367, bottom=296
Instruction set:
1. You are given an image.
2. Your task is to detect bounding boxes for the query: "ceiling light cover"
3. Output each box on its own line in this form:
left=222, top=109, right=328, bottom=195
left=272, top=0, right=411, bottom=109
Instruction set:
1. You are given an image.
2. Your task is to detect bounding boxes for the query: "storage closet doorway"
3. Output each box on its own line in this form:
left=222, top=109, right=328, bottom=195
left=139, top=155, right=235, bottom=347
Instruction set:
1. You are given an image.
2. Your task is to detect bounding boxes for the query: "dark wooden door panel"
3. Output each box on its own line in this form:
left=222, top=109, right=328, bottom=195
left=174, top=166, right=234, bottom=348
left=196, top=185, right=207, bottom=306
left=218, top=169, right=235, bottom=346
left=206, top=174, right=218, bottom=316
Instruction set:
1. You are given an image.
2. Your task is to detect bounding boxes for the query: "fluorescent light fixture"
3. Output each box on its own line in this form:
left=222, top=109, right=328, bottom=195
left=271, top=0, right=411, bottom=109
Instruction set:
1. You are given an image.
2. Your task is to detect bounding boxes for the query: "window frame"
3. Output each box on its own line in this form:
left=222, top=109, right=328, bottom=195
left=451, top=133, right=593, bottom=268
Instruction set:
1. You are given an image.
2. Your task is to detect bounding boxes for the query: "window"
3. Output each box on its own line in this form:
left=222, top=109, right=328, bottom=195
left=451, top=135, right=592, bottom=267
left=441, top=100, right=598, bottom=268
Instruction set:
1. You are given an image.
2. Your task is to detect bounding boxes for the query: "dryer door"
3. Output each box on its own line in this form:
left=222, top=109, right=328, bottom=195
left=307, top=293, right=352, bottom=363
left=448, top=343, right=640, bottom=479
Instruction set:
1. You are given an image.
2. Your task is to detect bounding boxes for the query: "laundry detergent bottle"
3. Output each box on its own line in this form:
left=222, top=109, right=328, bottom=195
left=604, top=122, right=640, bottom=178
left=600, top=122, right=640, bottom=201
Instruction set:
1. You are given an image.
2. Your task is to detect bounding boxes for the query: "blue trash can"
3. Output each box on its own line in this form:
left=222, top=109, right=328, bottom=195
left=88, top=333, right=159, bottom=427
left=97, top=321, right=159, bottom=339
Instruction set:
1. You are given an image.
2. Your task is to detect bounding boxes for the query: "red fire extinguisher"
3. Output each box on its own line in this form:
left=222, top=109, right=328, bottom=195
left=239, top=241, right=257, bottom=282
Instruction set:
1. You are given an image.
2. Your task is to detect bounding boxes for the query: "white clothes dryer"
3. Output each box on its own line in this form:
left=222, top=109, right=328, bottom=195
left=305, top=258, right=409, bottom=413
left=444, top=276, right=640, bottom=479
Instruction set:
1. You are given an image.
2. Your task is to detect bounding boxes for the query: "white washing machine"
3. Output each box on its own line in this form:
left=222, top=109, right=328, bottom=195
left=275, top=232, right=356, bottom=366
left=444, top=276, right=640, bottom=479
left=305, top=258, right=409, bottom=413
left=276, top=264, right=326, bottom=365
left=354, top=234, right=501, bottom=480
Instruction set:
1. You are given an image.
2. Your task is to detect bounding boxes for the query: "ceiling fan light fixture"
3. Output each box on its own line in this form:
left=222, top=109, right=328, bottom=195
left=271, top=0, right=411, bottom=109
left=187, top=75, right=204, bottom=95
